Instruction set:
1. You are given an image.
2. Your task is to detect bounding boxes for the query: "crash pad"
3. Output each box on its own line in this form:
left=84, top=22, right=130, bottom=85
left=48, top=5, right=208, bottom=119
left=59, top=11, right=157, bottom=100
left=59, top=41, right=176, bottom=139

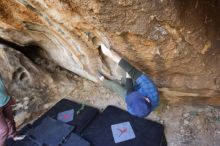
left=62, top=133, right=90, bottom=146
left=27, top=117, right=74, bottom=146
left=83, top=106, right=167, bottom=146
left=32, top=99, right=99, bottom=133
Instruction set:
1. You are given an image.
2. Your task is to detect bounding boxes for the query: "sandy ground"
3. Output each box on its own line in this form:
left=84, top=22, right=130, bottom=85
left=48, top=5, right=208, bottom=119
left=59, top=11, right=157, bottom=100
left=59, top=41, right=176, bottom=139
left=39, top=77, right=220, bottom=146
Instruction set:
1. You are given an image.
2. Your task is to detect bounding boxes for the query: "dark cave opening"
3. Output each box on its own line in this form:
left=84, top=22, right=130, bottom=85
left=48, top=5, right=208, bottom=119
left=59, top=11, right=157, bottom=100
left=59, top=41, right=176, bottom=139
left=0, top=37, right=75, bottom=75
left=0, top=37, right=44, bottom=62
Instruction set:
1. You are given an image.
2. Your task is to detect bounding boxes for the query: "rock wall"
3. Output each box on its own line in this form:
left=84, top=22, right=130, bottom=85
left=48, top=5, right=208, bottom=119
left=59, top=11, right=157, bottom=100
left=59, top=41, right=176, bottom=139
left=0, top=44, right=76, bottom=126
left=0, top=0, right=220, bottom=96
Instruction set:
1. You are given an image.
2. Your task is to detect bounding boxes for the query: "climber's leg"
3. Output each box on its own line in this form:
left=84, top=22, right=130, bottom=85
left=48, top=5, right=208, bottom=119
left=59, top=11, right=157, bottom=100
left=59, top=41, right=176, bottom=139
left=0, top=108, right=9, bottom=146
left=125, top=73, right=134, bottom=95
left=2, top=98, right=16, bottom=138
left=118, top=59, right=142, bottom=80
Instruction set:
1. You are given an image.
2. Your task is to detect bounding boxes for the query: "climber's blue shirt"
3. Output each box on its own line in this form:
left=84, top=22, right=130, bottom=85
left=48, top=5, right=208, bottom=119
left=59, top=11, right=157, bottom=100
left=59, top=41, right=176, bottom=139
left=0, top=77, right=10, bottom=107
left=134, top=74, right=159, bottom=110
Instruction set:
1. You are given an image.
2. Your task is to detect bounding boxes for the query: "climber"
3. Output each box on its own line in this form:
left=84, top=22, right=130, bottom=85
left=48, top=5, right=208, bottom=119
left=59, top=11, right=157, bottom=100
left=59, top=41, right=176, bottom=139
left=0, top=74, right=25, bottom=146
left=98, top=44, right=159, bottom=118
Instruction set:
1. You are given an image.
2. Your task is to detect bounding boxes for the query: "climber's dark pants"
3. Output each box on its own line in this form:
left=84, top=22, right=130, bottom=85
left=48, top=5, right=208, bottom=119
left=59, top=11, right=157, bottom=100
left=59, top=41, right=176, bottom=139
left=119, top=59, right=142, bottom=80
left=102, top=59, right=143, bottom=97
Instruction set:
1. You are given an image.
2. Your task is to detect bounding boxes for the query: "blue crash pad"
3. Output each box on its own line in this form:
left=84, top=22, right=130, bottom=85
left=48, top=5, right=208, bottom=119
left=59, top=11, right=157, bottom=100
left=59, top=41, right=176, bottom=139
left=62, top=133, right=90, bottom=146
left=32, top=99, right=99, bottom=133
left=83, top=106, right=167, bottom=146
left=6, top=137, right=38, bottom=146
left=27, top=117, right=74, bottom=146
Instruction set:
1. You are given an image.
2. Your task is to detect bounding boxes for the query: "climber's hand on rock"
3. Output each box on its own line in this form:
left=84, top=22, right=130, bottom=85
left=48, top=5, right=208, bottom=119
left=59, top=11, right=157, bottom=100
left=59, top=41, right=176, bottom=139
left=100, top=44, right=121, bottom=63
left=101, top=44, right=111, bottom=57
left=97, top=72, right=105, bottom=81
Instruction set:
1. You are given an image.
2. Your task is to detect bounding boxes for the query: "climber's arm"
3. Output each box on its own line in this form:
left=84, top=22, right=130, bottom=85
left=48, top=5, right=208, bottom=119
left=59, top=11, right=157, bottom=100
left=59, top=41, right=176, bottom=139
left=101, top=78, right=127, bottom=98
left=125, top=73, right=134, bottom=95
